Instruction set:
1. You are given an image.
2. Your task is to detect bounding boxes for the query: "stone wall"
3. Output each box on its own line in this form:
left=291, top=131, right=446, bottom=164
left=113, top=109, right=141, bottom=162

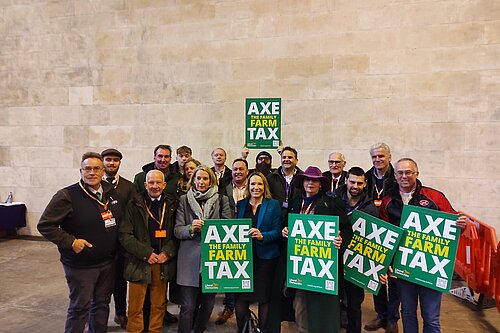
left=1, top=0, right=499, bottom=235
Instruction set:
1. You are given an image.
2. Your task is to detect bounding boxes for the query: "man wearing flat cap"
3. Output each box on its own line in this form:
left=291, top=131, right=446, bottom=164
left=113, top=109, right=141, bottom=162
left=101, top=148, right=137, bottom=329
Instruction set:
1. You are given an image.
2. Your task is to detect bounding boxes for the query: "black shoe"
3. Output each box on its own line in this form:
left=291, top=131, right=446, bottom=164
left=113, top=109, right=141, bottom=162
left=114, top=315, right=127, bottom=329
left=163, top=310, right=178, bottom=324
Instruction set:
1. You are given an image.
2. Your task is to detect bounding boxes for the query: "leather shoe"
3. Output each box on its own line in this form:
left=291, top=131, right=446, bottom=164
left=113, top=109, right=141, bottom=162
left=114, top=315, right=127, bottom=329
left=385, top=322, right=398, bottom=333
left=163, top=310, right=178, bottom=324
left=215, top=307, right=234, bottom=325
left=364, top=318, right=387, bottom=331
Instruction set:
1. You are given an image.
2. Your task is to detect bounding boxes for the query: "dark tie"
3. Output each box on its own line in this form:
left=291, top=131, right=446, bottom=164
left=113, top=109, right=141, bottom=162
left=106, top=177, right=114, bottom=184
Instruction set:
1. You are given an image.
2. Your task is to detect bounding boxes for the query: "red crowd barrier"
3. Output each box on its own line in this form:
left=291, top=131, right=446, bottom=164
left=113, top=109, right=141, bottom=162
left=454, top=211, right=498, bottom=312
left=494, top=242, right=500, bottom=313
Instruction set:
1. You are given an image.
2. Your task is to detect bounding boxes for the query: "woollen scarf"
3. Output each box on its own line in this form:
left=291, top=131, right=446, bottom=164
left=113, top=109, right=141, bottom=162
left=187, top=186, right=219, bottom=220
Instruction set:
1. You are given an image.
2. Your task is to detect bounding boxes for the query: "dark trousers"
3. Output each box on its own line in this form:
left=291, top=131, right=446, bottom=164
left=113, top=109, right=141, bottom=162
left=372, top=276, right=400, bottom=324
left=345, top=281, right=365, bottom=333
left=178, top=285, right=215, bottom=333
left=63, top=262, right=115, bottom=333
left=113, top=252, right=127, bottom=316
left=222, top=293, right=235, bottom=309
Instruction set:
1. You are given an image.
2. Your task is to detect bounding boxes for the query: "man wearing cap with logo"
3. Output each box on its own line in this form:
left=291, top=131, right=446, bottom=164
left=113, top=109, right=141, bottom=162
left=364, top=142, right=399, bottom=333
left=38, top=152, right=123, bottom=333
left=379, top=158, right=467, bottom=333
left=323, top=152, right=348, bottom=195
left=120, top=170, right=178, bottom=333
left=280, top=166, right=348, bottom=333
left=101, top=148, right=137, bottom=329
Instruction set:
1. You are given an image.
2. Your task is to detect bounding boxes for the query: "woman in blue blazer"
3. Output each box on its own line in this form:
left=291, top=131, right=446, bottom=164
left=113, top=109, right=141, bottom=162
left=235, top=172, right=282, bottom=333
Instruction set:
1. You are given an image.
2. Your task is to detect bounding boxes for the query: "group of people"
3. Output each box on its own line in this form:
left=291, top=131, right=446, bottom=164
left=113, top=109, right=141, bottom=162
left=37, top=142, right=466, bottom=333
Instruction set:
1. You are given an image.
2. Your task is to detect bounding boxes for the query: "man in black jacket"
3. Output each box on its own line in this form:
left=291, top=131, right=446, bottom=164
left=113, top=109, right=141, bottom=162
left=364, top=143, right=399, bottom=332
left=134, top=145, right=180, bottom=196
left=334, top=167, right=378, bottom=333
left=101, top=148, right=137, bottom=329
left=38, top=152, right=123, bottom=333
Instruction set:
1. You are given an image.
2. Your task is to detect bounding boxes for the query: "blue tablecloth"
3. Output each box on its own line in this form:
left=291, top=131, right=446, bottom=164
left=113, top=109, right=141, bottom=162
left=0, top=203, right=27, bottom=230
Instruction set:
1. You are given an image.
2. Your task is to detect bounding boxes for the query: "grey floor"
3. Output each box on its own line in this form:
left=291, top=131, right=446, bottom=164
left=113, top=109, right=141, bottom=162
left=0, top=238, right=499, bottom=333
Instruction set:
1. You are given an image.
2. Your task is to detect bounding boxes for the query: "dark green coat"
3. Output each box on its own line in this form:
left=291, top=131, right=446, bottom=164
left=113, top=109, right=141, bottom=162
left=268, top=192, right=348, bottom=333
left=119, top=192, right=178, bottom=284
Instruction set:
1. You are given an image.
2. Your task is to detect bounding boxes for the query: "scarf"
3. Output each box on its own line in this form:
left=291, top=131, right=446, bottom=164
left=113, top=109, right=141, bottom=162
left=186, top=186, right=219, bottom=220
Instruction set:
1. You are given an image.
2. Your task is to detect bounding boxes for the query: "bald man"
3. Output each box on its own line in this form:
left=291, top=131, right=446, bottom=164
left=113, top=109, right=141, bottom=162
left=120, top=170, right=178, bottom=333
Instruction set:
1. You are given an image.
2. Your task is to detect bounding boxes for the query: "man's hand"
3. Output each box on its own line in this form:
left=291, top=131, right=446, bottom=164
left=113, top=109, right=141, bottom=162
left=157, top=252, right=168, bottom=264
left=72, top=239, right=93, bottom=253
left=241, top=146, right=249, bottom=159
left=333, top=234, right=342, bottom=249
left=148, top=252, right=160, bottom=264
left=456, top=215, right=468, bottom=230
left=282, top=227, right=288, bottom=238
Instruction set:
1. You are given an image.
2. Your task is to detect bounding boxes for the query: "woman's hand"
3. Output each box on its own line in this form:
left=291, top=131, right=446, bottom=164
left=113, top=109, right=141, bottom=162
left=282, top=227, right=288, bottom=238
left=249, top=228, right=263, bottom=240
left=192, top=219, right=204, bottom=233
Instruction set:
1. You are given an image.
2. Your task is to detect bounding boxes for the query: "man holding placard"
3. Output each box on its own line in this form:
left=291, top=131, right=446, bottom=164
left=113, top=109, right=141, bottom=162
left=380, top=158, right=467, bottom=333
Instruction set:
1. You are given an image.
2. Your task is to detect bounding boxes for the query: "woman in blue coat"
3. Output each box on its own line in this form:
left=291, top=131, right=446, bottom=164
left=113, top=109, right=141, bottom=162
left=235, top=172, right=282, bottom=333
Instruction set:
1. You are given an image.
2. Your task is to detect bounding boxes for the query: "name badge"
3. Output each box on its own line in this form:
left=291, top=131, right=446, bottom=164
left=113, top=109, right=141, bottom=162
left=374, top=199, right=382, bottom=207
left=102, top=211, right=116, bottom=228
left=104, top=218, right=116, bottom=228
left=155, top=230, right=167, bottom=238
left=282, top=202, right=288, bottom=208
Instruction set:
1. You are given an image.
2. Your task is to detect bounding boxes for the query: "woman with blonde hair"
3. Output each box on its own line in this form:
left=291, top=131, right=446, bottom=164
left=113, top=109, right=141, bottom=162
left=174, top=165, right=231, bottom=333
left=234, top=171, right=282, bottom=333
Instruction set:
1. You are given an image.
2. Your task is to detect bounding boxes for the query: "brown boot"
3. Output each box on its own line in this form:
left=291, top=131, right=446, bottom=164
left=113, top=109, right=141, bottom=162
left=385, top=322, right=398, bottom=333
left=364, top=317, right=387, bottom=331
left=215, top=307, right=234, bottom=325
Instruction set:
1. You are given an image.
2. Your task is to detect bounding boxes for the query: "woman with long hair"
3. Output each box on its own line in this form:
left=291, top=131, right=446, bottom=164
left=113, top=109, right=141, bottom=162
left=234, top=172, right=282, bottom=333
left=174, top=165, right=231, bottom=333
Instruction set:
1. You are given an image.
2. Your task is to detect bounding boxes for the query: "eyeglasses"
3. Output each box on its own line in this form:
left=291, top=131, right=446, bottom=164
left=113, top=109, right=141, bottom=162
left=328, top=160, right=344, bottom=165
left=81, top=166, right=103, bottom=173
left=395, top=171, right=417, bottom=177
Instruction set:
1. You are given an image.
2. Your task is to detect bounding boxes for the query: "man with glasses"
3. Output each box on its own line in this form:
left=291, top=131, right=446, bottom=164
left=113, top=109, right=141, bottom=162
left=38, top=152, right=123, bottom=333
left=364, top=142, right=399, bottom=333
left=323, top=152, right=348, bottom=195
left=379, top=158, right=467, bottom=333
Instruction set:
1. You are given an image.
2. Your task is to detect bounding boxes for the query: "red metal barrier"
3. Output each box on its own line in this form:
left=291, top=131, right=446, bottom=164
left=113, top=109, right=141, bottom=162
left=494, top=242, right=500, bottom=313
left=455, top=211, right=498, bottom=304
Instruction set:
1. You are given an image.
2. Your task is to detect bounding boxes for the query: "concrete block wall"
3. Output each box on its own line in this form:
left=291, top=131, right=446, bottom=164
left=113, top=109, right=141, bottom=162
left=0, top=0, right=499, bottom=235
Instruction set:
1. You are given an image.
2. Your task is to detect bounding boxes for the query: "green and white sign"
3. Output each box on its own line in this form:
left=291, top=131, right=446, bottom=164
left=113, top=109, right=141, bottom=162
left=245, top=98, right=281, bottom=149
left=343, top=210, right=404, bottom=295
left=392, top=205, right=460, bottom=293
left=201, top=219, right=253, bottom=293
left=286, top=213, right=339, bottom=295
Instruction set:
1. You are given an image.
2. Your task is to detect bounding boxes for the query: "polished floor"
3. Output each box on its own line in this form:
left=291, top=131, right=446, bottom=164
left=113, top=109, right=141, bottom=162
left=0, top=238, right=498, bottom=333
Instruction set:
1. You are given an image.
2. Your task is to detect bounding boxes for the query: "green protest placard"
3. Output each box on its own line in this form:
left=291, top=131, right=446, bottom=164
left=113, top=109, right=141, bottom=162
left=286, top=213, right=339, bottom=295
left=343, top=210, right=404, bottom=295
left=392, top=205, right=460, bottom=293
left=245, top=98, right=281, bottom=149
left=201, top=219, right=253, bottom=293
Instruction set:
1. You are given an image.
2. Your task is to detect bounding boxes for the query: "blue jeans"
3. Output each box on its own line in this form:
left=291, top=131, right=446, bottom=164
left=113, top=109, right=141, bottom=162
left=63, top=262, right=115, bottom=333
left=372, top=276, right=400, bottom=324
left=398, top=279, right=442, bottom=333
